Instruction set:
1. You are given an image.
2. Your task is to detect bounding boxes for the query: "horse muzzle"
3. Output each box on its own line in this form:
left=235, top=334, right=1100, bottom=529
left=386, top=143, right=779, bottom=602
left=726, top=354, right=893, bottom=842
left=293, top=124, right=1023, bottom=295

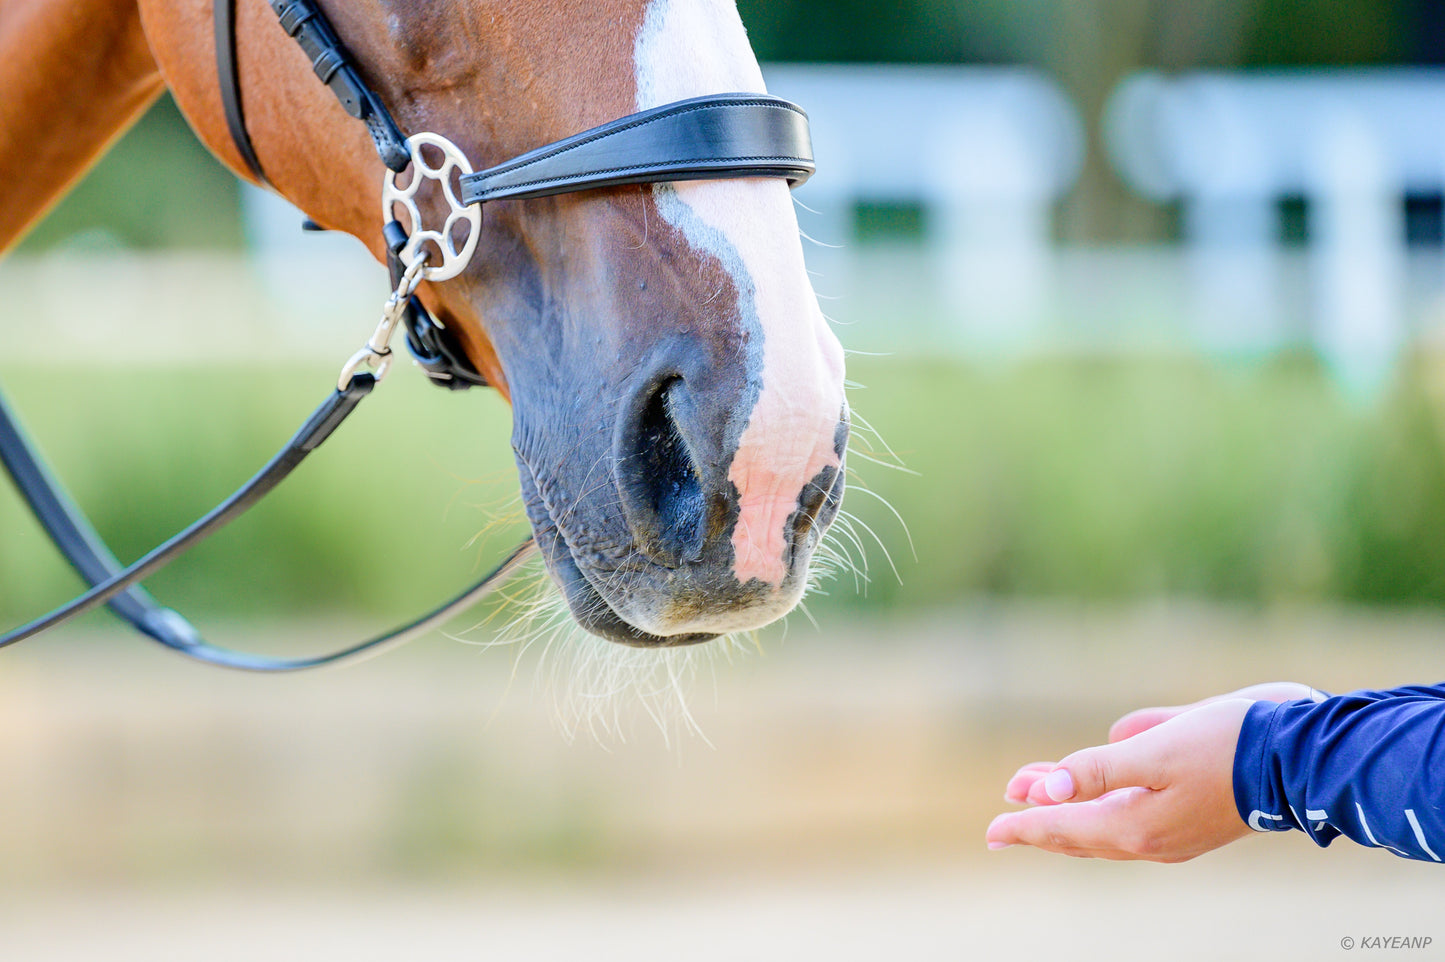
left=515, top=359, right=849, bottom=648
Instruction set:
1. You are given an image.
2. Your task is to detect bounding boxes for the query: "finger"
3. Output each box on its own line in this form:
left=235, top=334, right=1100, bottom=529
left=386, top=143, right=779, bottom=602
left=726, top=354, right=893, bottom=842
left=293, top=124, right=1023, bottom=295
left=1108, top=684, right=1320, bottom=743
left=1026, top=779, right=1136, bottom=808
left=987, top=788, right=1157, bottom=858
left=1048, top=735, right=1167, bottom=803
left=1025, top=775, right=1052, bottom=807
left=1004, top=762, right=1055, bottom=803
left=1025, top=771, right=1076, bottom=806
left=1227, top=682, right=1324, bottom=704
left=1109, top=706, right=1186, bottom=742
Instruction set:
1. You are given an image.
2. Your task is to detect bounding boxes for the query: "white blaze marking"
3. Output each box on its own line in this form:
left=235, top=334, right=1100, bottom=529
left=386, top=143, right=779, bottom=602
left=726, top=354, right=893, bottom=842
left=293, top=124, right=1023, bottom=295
left=635, top=0, right=846, bottom=589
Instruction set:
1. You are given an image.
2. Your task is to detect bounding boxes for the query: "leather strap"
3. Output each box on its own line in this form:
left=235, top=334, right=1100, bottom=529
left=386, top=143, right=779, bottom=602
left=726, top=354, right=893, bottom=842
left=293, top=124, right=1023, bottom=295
left=215, top=0, right=267, bottom=183
left=218, top=0, right=411, bottom=179
left=0, top=386, right=197, bottom=648
left=0, top=376, right=376, bottom=652
left=2, top=375, right=539, bottom=671
left=152, top=540, right=536, bottom=672
left=460, top=94, right=815, bottom=205
left=267, top=0, right=410, bottom=171
left=382, top=220, right=490, bottom=391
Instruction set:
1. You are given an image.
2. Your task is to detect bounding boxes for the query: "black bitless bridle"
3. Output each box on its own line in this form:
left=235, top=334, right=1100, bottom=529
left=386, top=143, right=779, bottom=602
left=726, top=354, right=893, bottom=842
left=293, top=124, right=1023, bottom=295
left=0, top=0, right=814, bottom=671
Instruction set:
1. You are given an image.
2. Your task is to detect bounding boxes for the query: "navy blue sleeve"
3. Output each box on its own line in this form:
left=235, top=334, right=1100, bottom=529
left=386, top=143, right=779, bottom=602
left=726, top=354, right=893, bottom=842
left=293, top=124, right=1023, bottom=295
left=1233, top=683, right=1445, bottom=862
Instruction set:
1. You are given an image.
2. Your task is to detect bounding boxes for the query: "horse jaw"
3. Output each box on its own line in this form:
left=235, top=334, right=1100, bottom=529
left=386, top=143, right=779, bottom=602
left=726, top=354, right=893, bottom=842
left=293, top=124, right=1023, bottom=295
left=626, top=0, right=848, bottom=632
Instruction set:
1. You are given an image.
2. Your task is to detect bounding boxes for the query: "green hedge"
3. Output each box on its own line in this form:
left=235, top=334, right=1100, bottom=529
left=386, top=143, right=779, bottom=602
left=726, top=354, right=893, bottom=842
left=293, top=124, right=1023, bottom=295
left=0, top=364, right=526, bottom=623
left=839, top=351, right=1445, bottom=609
left=4, top=353, right=1445, bottom=625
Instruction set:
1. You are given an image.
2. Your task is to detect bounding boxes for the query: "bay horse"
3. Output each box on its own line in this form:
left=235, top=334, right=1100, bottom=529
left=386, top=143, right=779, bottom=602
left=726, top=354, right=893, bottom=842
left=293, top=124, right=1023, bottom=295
left=0, top=0, right=849, bottom=649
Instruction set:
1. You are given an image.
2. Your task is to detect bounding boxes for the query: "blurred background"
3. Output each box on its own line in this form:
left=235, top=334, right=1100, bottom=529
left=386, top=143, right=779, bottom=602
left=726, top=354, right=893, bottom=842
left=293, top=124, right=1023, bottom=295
left=3, top=1, right=1445, bottom=958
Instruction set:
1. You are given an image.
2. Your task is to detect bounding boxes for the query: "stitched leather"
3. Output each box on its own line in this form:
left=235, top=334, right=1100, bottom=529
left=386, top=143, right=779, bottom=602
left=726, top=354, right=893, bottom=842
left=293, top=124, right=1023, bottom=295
left=219, top=0, right=412, bottom=176
left=460, top=94, right=815, bottom=205
left=267, top=0, right=411, bottom=171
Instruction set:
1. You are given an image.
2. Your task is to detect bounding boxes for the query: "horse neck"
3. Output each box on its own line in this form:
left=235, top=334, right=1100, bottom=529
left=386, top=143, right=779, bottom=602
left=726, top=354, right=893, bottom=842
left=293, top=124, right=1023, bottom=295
left=0, top=0, right=164, bottom=253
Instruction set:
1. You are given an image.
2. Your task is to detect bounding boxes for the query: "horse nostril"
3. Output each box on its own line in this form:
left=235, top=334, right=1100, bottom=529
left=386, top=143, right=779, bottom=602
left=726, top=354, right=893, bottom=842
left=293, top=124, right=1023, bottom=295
left=618, top=377, right=708, bottom=565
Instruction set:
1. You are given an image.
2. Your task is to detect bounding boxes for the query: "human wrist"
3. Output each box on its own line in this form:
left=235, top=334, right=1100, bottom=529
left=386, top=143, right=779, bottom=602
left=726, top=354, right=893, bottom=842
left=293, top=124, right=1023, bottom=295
left=1232, top=698, right=1297, bottom=834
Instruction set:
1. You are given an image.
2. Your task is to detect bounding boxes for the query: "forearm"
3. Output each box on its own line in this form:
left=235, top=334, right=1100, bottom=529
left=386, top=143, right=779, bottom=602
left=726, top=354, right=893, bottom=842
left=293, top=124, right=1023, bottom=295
left=1235, top=684, right=1445, bottom=862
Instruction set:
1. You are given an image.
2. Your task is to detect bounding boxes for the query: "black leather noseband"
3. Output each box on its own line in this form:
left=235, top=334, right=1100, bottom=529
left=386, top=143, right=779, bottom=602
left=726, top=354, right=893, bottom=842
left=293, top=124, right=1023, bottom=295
left=459, top=94, right=814, bottom=204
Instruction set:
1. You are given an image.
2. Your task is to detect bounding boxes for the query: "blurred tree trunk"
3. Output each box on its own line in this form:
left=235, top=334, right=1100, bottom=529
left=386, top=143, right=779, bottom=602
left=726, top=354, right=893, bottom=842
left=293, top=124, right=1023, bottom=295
left=1050, top=0, right=1252, bottom=243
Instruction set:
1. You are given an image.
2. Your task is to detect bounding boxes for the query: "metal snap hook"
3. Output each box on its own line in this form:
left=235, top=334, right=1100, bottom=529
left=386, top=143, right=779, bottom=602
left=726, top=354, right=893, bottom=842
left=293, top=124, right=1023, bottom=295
left=338, top=254, right=430, bottom=390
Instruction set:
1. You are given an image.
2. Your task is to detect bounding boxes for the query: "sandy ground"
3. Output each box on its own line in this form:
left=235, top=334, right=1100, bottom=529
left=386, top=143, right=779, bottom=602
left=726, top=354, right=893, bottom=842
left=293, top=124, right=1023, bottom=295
left=0, top=855, right=1441, bottom=962
left=0, top=604, right=1443, bottom=960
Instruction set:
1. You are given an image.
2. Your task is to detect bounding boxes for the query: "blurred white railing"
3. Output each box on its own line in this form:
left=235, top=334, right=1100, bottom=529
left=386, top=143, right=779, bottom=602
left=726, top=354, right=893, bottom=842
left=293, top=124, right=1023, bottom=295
left=764, top=64, right=1084, bottom=345
left=1107, top=70, right=1445, bottom=393
left=221, top=64, right=1088, bottom=359
left=17, top=65, right=1445, bottom=399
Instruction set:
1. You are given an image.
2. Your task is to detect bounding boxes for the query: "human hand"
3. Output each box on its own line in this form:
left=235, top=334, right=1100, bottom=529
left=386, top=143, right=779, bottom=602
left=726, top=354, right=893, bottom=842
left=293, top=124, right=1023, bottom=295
left=986, top=683, right=1319, bottom=862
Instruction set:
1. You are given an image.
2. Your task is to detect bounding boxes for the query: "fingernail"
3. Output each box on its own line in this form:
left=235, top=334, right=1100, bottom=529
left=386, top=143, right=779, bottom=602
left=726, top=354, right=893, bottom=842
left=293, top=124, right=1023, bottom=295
left=988, top=842, right=1012, bottom=851
left=1044, top=768, right=1076, bottom=802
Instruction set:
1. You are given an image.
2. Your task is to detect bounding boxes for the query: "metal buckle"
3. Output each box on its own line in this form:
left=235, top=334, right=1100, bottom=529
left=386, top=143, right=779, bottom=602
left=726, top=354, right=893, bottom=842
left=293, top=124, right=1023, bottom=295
left=382, top=132, right=482, bottom=282
left=338, top=254, right=430, bottom=390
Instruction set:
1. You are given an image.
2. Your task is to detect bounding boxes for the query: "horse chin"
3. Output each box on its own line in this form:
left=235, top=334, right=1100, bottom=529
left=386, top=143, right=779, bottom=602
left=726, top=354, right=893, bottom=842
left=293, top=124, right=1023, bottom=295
left=548, top=541, right=722, bottom=650
left=517, top=468, right=716, bottom=648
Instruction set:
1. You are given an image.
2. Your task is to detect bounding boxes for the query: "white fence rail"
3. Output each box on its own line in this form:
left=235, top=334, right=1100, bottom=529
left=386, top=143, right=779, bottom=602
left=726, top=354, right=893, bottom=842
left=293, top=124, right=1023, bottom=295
left=1107, top=70, right=1445, bottom=392
left=764, top=64, right=1083, bottom=344
left=17, top=65, right=1445, bottom=397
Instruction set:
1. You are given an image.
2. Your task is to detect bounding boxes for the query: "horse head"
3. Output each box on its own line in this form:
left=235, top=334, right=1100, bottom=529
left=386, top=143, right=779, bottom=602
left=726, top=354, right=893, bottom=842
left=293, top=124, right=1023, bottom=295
left=142, top=0, right=848, bottom=647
